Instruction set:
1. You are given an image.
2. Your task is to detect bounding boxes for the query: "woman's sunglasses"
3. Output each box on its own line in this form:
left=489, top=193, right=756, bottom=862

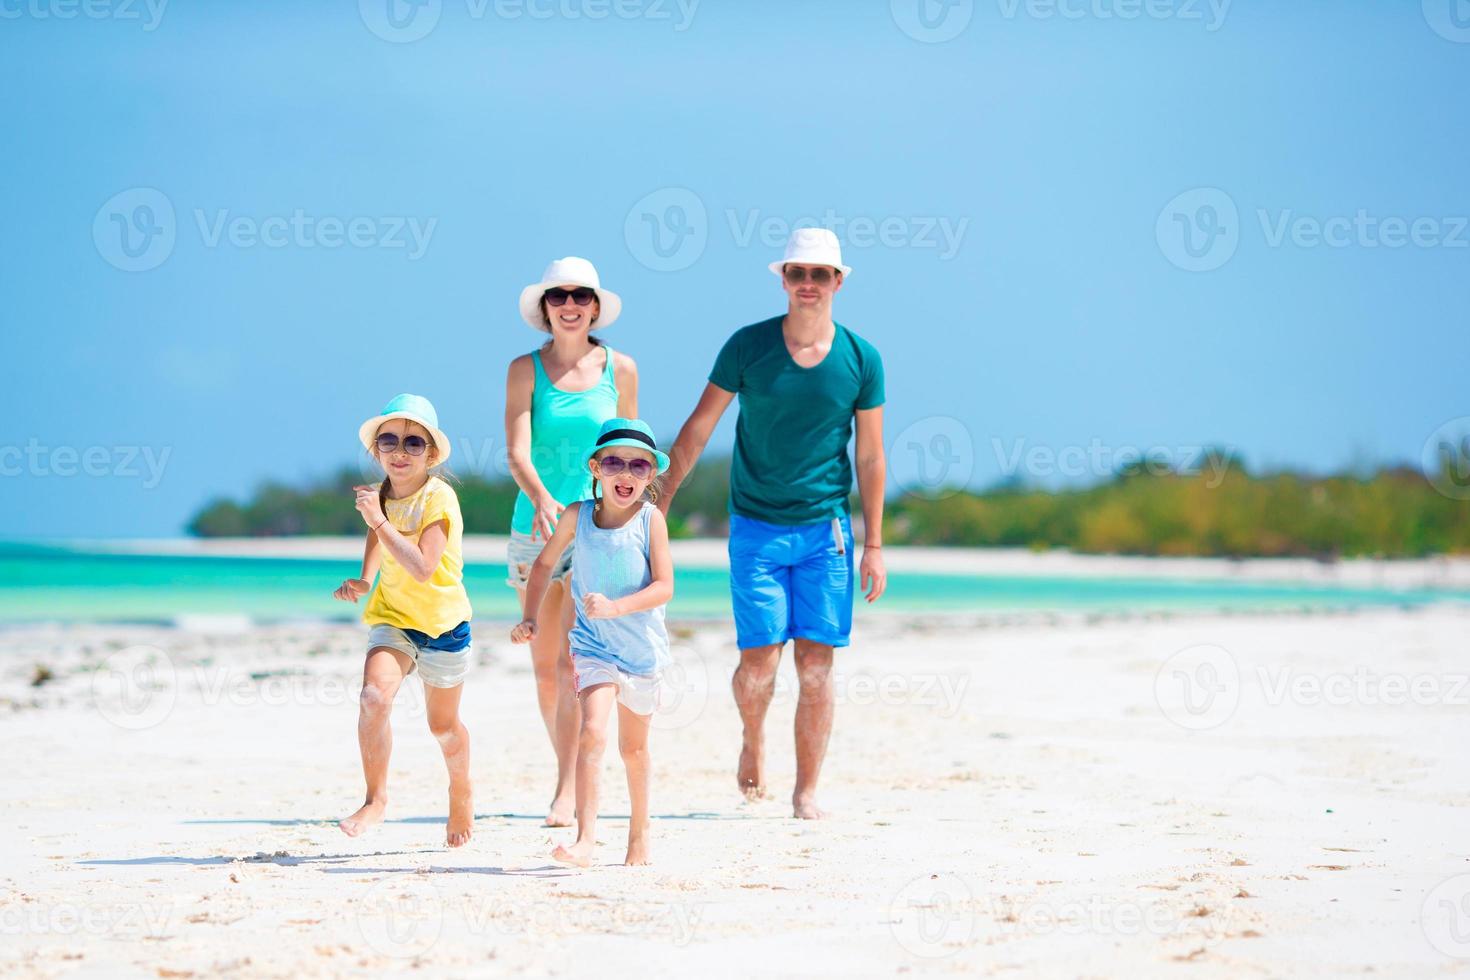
left=783, top=266, right=836, bottom=285
left=375, top=433, right=430, bottom=456
left=544, top=287, right=597, bottom=307
left=595, top=454, right=654, bottom=479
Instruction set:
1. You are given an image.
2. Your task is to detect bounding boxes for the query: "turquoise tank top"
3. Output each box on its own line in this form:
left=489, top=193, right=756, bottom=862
left=568, top=499, right=670, bottom=676
left=510, top=345, right=620, bottom=535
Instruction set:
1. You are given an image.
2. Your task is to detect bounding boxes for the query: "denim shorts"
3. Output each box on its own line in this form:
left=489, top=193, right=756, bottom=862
left=367, top=622, right=471, bottom=689
left=505, top=531, right=573, bottom=589
left=728, top=513, right=854, bottom=650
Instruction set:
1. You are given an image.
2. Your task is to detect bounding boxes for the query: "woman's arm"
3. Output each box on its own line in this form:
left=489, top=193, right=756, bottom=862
left=614, top=350, right=639, bottom=418
left=511, top=502, right=580, bottom=642
left=587, top=508, right=673, bottom=617
left=504, top=354, right=563, bottom=540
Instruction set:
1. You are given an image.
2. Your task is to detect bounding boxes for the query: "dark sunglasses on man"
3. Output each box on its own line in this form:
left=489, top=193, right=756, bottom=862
left=782, top=265, right=837, bottom=285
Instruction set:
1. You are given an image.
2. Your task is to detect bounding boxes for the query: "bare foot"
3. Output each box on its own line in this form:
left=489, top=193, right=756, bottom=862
left=792, top=794, right=829, bottom=820
left=624, top=837, right=651, bottom=866
left=551, top=839, right=595, bottom=868
left=544, top=794, right=575, bottom=828
left=339, top=798, right=387, bottom=837
left=446, top=780, right=473, bottom=848
left=738, top=741, right=767, bottom=801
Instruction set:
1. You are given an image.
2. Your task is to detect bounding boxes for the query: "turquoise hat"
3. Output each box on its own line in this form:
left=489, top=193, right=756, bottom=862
left=584, top=418, right=669, bottom=474
left=358, top=393, right=452, bottom=466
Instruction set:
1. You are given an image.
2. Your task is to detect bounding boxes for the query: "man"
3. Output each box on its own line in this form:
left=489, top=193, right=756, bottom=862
left=660, top=227, right=887, bottom=819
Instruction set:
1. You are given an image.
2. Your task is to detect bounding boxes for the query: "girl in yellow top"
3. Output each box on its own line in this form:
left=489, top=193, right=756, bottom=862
left=332, top=394, right=475, bottom=848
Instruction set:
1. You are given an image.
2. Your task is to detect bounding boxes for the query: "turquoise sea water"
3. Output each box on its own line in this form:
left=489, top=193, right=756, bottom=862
left=1, top=543, right=1467, bottom=626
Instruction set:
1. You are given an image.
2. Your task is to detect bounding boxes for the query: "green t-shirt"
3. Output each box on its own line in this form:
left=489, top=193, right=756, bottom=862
left=709, top=316, right=885, bottom=526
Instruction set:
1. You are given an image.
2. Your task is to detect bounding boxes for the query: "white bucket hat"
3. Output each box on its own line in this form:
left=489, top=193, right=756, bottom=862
left=518, top=256, right=622, bottom=332
left=768, top=227, right=852, bottom=278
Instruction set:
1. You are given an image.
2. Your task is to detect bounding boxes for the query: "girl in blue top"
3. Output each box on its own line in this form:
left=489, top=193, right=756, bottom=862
left=511, top=418, right=672, bottom=867
left=504, top=256, right=639, bottom=829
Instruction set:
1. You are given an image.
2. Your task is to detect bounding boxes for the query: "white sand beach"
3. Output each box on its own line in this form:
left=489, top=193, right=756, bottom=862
left=4, top=599, right=1470, bottom=978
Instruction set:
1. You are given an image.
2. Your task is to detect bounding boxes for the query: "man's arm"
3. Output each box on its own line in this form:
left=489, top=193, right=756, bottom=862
left=658, top=382, right=735, bottom=515
left=854, top=405, right=887, bottom=602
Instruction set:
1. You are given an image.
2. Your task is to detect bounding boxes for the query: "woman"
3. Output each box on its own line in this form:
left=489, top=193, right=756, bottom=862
left=504, top=256, right=639, bottom=827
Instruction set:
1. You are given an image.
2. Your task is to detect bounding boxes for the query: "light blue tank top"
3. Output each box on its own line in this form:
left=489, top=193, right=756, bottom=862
left=510, top=345, right=619, bottom=535
left=568, top=499, right=670, bottom=677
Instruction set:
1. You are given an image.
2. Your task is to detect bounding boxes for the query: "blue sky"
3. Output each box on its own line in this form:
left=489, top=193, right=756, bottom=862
left=2, top=0, right=1466, bottom=537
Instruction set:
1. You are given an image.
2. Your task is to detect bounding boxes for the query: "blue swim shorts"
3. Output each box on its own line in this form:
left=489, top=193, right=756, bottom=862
left=727, top=513, right=854, bottom=650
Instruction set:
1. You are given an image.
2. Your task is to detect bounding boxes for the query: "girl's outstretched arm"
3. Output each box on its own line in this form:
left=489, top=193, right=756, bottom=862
left=333, top=527, right=380, bottom=602
left=590, top=508, right=673, bottom=617
left=360, top=527, right=382, bottom=584
left=511, top=502, right=580, bottom=643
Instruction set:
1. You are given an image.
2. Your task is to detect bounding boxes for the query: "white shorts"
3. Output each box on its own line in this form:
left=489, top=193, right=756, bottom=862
left=571, top=654, right=662, bottom=717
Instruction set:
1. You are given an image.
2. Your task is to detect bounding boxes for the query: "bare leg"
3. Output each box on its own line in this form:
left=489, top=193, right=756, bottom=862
left=425, top=683, right=473, bottom=847
left=520, top=581, right=577, bottom=826
left=552, top=684, right=615, bottom=868
left=617, top=703, right=652, bottom=865
left=792, top=640, right=834, bottom=819
left=732, top=644, right=782, bottom=801
left=550, top=586, right=580, bottom=825
left=340, top=646, right=411, bottom=837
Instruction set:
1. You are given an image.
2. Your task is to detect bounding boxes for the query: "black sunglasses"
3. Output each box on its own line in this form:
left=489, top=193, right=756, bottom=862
left=595, top=454, right=654, bottom=479
left=783, top=265, right=836, bottom=285
left=375, top=433, right=430, bottom=456
left=544, top=287, right=597, bottom=307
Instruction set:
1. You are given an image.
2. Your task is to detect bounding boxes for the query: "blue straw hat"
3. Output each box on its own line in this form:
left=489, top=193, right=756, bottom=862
left=357, top=393, right=452, bottom=466
left=584, top=418, right=669, bottom=474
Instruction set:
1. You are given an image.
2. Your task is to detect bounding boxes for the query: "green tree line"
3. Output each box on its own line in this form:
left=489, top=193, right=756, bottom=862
left=189, top=454, right=1470, bottom=558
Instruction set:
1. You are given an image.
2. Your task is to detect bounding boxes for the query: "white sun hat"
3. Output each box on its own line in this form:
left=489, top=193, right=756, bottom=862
left=768, top=227, right=852, bottom=278
left=518, top=256, right=622, bottom=332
